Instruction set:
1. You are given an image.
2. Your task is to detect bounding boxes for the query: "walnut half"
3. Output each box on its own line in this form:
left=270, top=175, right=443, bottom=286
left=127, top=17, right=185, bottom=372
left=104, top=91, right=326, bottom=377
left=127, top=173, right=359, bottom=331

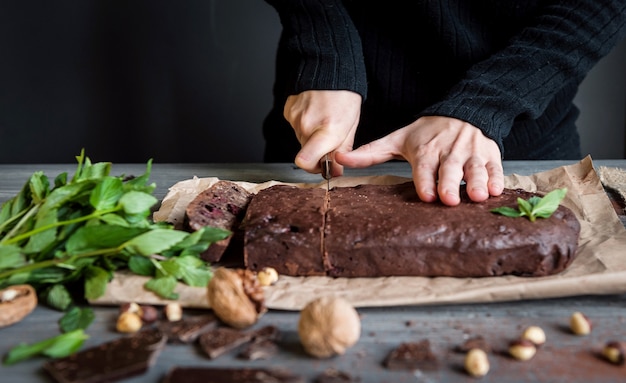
left=207, top=267, right=266, bottom=329
left=0, top=284, right=38, bottom=328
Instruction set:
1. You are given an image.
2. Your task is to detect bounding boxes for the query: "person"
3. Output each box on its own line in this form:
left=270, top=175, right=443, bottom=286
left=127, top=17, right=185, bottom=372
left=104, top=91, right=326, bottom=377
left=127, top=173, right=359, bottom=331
left=261, top=0, right=626, bottom=206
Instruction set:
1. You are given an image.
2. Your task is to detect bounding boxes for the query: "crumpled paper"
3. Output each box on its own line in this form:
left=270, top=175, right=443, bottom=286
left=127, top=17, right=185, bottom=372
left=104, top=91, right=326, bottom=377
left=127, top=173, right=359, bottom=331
left=91, top=156, right=626, bottom=310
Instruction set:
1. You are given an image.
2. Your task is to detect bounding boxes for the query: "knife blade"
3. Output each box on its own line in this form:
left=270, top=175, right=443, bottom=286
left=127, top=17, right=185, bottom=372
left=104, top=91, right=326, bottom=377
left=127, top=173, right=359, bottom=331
left=320, top=153, right=332, bottom=191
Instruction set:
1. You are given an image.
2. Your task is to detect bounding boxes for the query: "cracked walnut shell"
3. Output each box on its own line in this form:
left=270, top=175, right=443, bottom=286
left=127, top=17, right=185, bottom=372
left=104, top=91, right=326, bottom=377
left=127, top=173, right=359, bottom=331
left=0, top=284, right=38, bottom=328
left=207, top=267, right=266, bottom=329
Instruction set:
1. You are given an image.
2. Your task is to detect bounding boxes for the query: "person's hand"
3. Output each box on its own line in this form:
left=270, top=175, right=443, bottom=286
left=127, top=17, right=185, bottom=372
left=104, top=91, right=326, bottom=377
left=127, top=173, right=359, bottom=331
left=283, top=90, right=362, bottom=176
left=335, top=116, right=504, bottom=206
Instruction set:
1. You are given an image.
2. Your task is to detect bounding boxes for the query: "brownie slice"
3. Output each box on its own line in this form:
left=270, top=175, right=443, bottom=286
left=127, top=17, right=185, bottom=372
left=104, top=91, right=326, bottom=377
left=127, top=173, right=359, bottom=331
left=162, top=367, right=304, bottom=383
left=185, top=180, right=252, bottom=262
left=383, top=339, right=438, bottom=371
left=43, top=328, right=166, bottom=383
left=243, top=185, right=327, bottom=275
left=325, top=183, right=580, bottom=277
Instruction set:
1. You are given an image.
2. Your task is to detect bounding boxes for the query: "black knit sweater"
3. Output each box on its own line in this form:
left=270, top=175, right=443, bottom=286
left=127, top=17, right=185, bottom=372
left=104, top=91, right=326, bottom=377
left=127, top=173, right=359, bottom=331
left=263, top=0, right=626, bottom=162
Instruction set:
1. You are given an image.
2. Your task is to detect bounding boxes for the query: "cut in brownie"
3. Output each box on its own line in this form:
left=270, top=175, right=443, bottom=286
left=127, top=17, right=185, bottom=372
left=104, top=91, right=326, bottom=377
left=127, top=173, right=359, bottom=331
left=243, top=182, right=581, bottom=278
left=185, top=180, right=252, bottom=262
left=242, top=185, right=328, bottom=276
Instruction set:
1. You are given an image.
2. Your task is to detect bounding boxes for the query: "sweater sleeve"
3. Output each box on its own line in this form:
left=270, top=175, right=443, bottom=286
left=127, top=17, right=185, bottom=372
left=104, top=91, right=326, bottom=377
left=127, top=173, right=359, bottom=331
left=265, top=0, right=367, bottom=99
left=419, top=0, right=626, bottom=150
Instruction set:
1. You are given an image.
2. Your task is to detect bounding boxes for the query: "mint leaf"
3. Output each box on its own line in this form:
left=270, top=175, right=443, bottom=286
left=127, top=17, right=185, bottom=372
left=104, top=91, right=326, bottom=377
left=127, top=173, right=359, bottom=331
left=84, top=266, right=111, bottom=300
left=45, top=284, right=73, bottom=311
left=123, top=229, right=188, bottom=256
left=530, top=188, right=568, bottom=219
left=0, top=245, right=26, bottom=270
left=144, top=275, right=179, bottom=300
left=3, top=329, right=88, bottom=365
left=59, top=307, right=95, bottom=333
left=89, top=176, right=123, bottom=211
left=118, top=191, right=158, bottom=215
left=491, top=188, right=567, bottom=222
left=128, top=255, right=155, bottom=276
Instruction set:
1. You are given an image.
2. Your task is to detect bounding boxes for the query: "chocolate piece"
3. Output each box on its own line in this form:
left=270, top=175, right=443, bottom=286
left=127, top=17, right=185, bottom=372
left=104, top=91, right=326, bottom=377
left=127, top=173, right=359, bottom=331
left=251, top=325, right=281, bottom=342
left=244, top=183, right=581, bottom=278
left=314, top=368, right=361, bottom=383
left=238, top=338, right=279, bottom=360
left=185, top=180, right=253, bottom=262
left=162, top=367, right=305, bottom=383
left=157, top=314, right=218, bottom=343
left=198, top=327, right=253, bottom=359
left=43, top=328, right=166, bottom=383
left=243, top=185, right=327, bottom=276
left=383, top=339, right=438, bottom=371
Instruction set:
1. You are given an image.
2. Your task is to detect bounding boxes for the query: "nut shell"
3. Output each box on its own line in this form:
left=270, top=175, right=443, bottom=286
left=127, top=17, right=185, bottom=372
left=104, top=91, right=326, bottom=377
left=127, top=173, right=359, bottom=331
left=298, top=296, right=361, bottom=358
left=207, top=267, right=266, bottom=329
left=0, top=284, right=37, bottom=328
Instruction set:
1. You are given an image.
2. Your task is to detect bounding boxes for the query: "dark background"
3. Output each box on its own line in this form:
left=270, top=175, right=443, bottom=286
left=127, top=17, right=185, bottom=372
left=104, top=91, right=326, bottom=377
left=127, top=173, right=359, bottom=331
left=0, top=0, right=624, bottom=164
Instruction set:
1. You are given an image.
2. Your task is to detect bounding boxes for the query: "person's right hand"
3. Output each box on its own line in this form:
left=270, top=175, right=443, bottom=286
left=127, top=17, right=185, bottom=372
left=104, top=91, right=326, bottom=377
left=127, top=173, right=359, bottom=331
left=283, top=90, right=362, bottom=177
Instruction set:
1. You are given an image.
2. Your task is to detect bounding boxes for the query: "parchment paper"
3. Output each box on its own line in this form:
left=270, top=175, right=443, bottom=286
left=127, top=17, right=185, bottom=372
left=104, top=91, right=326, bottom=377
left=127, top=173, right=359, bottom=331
left=91, top=156, right=626, bottom=310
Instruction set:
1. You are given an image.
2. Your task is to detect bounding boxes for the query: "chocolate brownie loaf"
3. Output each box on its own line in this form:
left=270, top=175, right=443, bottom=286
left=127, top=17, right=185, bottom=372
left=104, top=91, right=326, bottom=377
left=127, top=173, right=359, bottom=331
left=185, top=180, right=252, bottom=262
left=244, top=182, right=581, bottom=278
left=242, top=185, right=328, bottom=276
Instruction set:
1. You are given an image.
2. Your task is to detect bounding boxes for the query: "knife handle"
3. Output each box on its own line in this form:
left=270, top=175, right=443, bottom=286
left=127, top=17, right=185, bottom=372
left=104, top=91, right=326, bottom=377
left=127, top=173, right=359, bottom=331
left=321, top=154, right=332, bottom=180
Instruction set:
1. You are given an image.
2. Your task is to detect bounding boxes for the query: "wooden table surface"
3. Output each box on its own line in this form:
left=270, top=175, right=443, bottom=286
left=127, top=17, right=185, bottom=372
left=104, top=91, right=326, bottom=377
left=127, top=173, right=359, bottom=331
left=1, top=160, right=625, bottom=383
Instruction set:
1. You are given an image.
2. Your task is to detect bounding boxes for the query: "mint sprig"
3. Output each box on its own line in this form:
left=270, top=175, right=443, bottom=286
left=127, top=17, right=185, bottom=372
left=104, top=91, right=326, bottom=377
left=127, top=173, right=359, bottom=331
left=491, top=188, right=568, bottom=222
left=0, top=149, right=230, bottom=305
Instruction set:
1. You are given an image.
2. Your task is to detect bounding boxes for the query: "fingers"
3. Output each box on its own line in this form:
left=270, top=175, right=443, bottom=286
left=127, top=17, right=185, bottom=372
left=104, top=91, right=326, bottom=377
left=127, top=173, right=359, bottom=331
left=335, top=133, right=402, bottom=168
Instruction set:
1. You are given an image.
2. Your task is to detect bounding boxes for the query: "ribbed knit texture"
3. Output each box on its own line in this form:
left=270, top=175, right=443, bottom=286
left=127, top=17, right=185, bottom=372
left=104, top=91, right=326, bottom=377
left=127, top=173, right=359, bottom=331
left=263, top=0, right=626, bottom=161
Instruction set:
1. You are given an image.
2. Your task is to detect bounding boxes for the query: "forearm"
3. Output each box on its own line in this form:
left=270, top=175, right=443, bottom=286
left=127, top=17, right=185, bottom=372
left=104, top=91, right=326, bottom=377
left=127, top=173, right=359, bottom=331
left=265, top=0, right=367, bottom=98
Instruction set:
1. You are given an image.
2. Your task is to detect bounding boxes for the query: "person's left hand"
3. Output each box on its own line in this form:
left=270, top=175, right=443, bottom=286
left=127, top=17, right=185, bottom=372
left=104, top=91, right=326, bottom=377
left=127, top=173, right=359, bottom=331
left=335, top=116, right=504, bottom=206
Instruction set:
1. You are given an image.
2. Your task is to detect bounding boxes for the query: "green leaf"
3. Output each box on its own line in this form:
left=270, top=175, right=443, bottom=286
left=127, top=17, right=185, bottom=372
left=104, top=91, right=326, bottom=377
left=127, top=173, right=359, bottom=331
left=45, top=284, right=74, bottom=311
left=0, top=245, right=26, bottom=270
left=89, top=176, right=123, bottom=211
left=28, top=171, right=50, bottom=204
left=489, top=206, right=522, bottom=218
left=3, top=329, right=88, bottom=365
left=84, top=266, right=111, bottom=300
left=65, top=225, right=148, bottom=255
left=118, top=191, right=157, bottom=215
left=491, top=188, right=568, bottom=222
left=123, top=229, right=188, bottom=256
left=176, top=256, right=212, bottom=287
left=144, top=275, right=178, bottom=300
left=59, top=306, right=95, bottom=333
left=128, top=255, right=155, bottom=276
left=531, top=188, right=568, bottom=219
left=23, top=206, right=59, bottom=253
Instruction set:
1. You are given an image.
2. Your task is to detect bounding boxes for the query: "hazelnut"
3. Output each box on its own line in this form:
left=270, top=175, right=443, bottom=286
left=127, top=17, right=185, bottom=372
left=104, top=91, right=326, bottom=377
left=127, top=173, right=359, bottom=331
left=0, top=284, right=38, bottom=328
left=164, top=302, right=183, bottom=322
left=464, top=348, right=490, bottom=378
left=298, top=296, right=361, bottom=358
left=570, top=311, right=592, bottom=335
left=601, top=341, right=625, bottom=365
left=257, top=267, right=279, bottom=286
left=139, top=305, right=159, bottom=323
left=207, top=267, right=266, bottom=329
left=508, top=339, right=536, bottom=361
left=521, top=325, right=546, bottom=346
left=116, top=311, right=143, bottom=333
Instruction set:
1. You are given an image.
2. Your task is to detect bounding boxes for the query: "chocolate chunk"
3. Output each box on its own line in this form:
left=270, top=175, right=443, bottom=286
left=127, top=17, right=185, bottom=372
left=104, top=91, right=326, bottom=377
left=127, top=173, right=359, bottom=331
left=251, top=325, right=281, bottom=342
left=314, top=368, right=361, bottom=383
left=383, top=339, right=438, bottom=371
left=162, top=367, right=305, bottom=383
left=43, top=328, right=166, bottom=383
left=238, top=338, right=279, bottom=360
left=157, top=314, right=218, bottom=343
left=198, top=327, right=253, bottom=359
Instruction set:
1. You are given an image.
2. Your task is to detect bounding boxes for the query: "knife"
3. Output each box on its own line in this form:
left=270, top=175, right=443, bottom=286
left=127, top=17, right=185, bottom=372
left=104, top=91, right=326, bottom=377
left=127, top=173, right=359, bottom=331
left=320, top=153, right=332, bottom=191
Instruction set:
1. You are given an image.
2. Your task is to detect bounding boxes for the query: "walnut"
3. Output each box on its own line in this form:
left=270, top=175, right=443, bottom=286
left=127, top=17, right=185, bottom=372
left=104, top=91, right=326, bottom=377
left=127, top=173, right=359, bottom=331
left=207, top=267, right=266, bottom=329
left=0, top=284, right=38, bottom=328
left=298, top=296, right=361, bottom=358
